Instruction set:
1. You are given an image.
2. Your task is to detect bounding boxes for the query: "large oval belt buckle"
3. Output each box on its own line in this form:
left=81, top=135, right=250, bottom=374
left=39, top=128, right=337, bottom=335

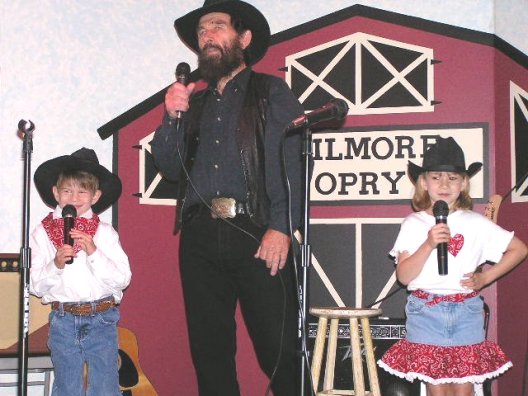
left=211, top=197, right=236, bottom=219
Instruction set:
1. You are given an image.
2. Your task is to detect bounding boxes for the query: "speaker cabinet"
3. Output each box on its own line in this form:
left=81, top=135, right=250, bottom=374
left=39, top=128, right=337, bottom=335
left=0, top=253, right=50, bottom=352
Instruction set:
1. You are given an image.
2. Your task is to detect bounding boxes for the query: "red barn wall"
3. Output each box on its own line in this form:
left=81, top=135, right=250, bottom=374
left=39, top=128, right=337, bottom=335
left=492, top=50, right=528, bottom=396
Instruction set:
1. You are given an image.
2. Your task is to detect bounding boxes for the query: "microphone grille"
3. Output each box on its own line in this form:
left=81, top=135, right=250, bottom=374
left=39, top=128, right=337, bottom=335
left=62, top=204, right=77, bottom=218
left=175, top=62, right=191, bottom=77
left=331, top=98, right=349, bottom=120
left=432, top=200, right=449, bottom=217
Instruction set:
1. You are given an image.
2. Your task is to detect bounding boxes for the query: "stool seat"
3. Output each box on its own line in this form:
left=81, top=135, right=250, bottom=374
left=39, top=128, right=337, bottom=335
left=310, top=307, right=382, bottom=396
left=310, top=307, right=382, bottom=319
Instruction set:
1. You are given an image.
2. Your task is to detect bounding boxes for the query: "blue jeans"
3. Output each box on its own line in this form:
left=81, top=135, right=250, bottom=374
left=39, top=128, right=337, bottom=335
left=48, top=306, right=121, bottom=396
left=405, top=293, right=485, bottom=346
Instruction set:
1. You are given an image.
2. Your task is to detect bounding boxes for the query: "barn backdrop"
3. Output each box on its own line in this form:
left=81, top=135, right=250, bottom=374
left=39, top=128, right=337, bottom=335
left=97, top=5, right=528, bottom=396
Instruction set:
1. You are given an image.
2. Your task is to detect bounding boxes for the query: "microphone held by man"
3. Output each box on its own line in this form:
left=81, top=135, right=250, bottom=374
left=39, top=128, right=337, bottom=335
left=174, top=62, right=191, bottom=121
left=165, top=62, right=195, bottom=123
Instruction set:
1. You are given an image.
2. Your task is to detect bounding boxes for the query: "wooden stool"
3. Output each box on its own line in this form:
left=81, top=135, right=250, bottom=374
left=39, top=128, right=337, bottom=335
left=309, top=307, right=382, bottom=396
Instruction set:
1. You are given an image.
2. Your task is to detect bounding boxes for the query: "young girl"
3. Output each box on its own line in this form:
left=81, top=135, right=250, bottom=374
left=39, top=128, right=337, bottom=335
left=378, top=137, right=528, bottom=396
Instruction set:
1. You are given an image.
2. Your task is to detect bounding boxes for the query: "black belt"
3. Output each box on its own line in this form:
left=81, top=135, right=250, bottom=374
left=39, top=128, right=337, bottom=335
left=184, top=198, right=249, bottom=221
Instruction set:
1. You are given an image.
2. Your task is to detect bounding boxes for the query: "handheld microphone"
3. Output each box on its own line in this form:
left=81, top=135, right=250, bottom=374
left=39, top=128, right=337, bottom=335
left=432, top=200, right=449, bottom=275
left=62, top=204, right=77, bottom=264
left=174, top=62, right=191, bottom=122
left=287, top=98, right=348, bottom=130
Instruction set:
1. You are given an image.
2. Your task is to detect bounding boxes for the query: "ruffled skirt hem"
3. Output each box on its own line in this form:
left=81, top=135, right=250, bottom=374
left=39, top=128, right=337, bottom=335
left=377, top=339, right=512, bottom=384
left=378, top=359, right=512, bottom=385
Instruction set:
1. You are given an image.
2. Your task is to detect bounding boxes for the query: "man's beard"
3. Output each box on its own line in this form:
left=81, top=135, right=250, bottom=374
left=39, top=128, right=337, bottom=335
left=198, top=37, right=246, bottom=84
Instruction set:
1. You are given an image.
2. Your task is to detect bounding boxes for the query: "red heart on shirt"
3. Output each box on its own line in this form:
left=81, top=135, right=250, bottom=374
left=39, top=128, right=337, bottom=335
left=449, top=234, right=464, bottom=256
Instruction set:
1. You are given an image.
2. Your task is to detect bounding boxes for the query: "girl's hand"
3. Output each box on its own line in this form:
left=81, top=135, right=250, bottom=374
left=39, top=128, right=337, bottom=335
left=426, top=223, right=451, bottom=249
left=70, top=229, right=97, bottom=256
left=461, top=271, right=487, bottom=291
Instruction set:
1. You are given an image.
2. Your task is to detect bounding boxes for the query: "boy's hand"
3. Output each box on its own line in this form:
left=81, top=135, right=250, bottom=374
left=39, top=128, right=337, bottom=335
left=70, top=229, right=96, bottom=256
left=54, top=245, right=74, bottom=269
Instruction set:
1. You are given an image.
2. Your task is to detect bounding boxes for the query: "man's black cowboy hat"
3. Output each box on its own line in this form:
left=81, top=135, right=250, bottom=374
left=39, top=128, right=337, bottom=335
left=174, top=0, right=271, bottom=65
left=408, top=136, right=483, bottom=183
left=34, top=147, right=122, bottom=214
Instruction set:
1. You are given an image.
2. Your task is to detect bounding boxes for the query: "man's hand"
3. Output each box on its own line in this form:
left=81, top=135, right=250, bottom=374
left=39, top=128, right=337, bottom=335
left=254, top=229, right=291, bottom=276
left=165, top=81, right=195, bottom=119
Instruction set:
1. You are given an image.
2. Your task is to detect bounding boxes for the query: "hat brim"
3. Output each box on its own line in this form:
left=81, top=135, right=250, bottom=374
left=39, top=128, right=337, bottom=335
left=408, top=161, right=483, bottom=183
left=174, top=0, right=270, bottom=65
left=34, top=155, right=122, bottom=214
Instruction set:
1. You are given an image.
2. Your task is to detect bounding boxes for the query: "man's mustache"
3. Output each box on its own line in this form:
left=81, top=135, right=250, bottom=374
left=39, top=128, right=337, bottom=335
left=202, top=43, right=224, bottom=55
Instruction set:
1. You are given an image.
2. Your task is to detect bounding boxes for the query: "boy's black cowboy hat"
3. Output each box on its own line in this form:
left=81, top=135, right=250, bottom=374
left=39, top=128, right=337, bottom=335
left=408, top=136, right=482, bottom=183
left=174, top=0, right=271, bottom=65
left=34, top=147, right=122, bottom=214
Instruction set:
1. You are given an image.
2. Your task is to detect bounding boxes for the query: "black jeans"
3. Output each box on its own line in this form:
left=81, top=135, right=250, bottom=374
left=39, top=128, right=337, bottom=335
left=180, top=211, right=299, bottom=396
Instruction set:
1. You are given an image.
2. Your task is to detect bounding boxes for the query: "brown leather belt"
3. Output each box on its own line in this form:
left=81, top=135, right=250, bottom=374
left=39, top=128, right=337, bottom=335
left=51, top=298, right=116, bottom=316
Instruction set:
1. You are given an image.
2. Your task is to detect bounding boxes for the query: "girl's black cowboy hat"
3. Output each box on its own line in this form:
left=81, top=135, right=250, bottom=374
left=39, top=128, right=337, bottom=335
left=408, top=136, right=483, bottom=183
left=174, top=0, right=271, bottom=65
left=34, top=147, right=122, bottom=214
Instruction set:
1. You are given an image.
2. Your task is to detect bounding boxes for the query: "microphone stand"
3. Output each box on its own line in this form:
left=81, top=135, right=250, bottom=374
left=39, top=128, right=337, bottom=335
left=298, top=125, right=313, bottom=396
left=17, top=119, right=35, bottom=396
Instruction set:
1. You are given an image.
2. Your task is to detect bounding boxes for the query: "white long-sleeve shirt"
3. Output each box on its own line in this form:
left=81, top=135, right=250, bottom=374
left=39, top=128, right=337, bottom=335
left=30, top=206, right=131, bottom=304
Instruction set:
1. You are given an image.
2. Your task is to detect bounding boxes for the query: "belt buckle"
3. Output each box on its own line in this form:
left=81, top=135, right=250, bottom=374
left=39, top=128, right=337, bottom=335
left=211, top=198, right=236, bottom=219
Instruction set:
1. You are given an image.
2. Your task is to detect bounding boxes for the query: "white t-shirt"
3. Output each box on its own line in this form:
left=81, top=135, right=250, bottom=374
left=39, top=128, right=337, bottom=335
left=390, top=209, right=513, bottom=294
left=30, top=206, right=131, bottom=303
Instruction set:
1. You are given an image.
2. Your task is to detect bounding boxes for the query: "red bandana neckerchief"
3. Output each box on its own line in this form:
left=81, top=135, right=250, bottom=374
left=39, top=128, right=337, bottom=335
left=41, top=212, right=100, bottom=254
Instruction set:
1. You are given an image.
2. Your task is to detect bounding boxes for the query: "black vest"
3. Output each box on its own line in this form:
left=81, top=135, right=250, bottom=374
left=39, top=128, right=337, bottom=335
left=175, top=71, right=272, bottom=232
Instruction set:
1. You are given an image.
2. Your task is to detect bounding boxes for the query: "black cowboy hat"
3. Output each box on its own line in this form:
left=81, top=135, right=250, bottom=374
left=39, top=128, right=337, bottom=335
left=174, top=0, right=271, bottom=65
left=408, top=136, right=482, bottom=183
left=34, top=147, right=122, bottom=214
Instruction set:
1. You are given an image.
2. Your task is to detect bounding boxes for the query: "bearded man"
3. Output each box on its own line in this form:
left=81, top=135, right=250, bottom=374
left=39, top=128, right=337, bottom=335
left=150, top=1, right=304, bottom=395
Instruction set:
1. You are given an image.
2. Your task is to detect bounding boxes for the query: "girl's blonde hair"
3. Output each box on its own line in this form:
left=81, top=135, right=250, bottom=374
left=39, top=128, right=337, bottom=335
left=56, top=170, right=100, bottom=193
left=411, top=172, right=473, bottom=212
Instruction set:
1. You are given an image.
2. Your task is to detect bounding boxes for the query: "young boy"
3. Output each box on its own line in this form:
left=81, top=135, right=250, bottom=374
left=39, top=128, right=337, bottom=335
left=30, top=147, right=131, bottom=396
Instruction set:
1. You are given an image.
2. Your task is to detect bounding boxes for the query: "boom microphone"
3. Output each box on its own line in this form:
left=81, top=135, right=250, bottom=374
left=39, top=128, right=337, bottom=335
left=174, top=62, right=191, bottom=122
left=62, top=204, right=77, bottom=264
left=433, top=200, right=449, bottom=275
left=287, top=98, right=349, bottom=130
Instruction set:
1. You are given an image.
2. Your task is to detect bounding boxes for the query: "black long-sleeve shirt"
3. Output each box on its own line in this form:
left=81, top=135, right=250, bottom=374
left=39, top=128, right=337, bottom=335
left=151, top=67, right=304, bottom=234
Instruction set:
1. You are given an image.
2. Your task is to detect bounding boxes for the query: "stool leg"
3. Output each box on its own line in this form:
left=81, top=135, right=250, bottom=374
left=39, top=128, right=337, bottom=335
left=322, top=318, right=339, bottom=391
left=311, top=316, right=328, bottom=394
left=350, top=317, right=366, bottom=396
left=361, top=317, right=381, bottom=396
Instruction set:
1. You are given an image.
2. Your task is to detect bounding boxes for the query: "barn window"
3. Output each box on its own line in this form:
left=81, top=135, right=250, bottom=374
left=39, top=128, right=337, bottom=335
left=309, top=217, right=405, bottom=318
left=285, top=33, right=435, bottom=115
left=137, top=132, right=178, bottom=205
left=510, top=81, right=528, bottom=202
